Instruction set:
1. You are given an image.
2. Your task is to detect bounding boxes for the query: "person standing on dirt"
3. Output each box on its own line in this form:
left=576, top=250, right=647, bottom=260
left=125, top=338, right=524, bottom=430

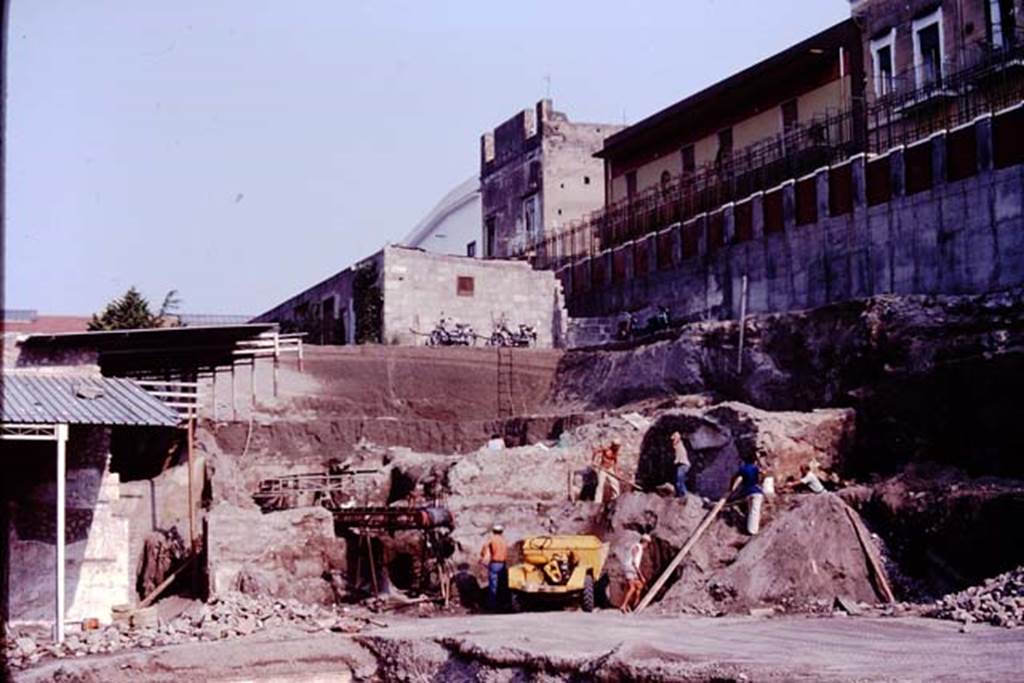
left=479, top=523, right=508, bottom=611
left=620, top=534, right=650, bottom=613
left=592, top=439, right=623, bottom=503
left=671, top=431, right=691, bottom=497
left=733, top=453, right=764, bottom=535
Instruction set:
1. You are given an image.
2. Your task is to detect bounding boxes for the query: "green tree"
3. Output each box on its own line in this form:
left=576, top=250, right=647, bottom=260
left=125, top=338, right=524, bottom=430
left=352, top=262, right=383, bottom=344
left=88, top=287, right=181, bottom=331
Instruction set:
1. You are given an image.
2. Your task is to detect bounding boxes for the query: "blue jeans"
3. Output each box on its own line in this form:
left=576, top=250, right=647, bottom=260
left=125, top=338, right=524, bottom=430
left=675, top=464, right=690, bottom=497
left=487, top=562, right=505, bottom=610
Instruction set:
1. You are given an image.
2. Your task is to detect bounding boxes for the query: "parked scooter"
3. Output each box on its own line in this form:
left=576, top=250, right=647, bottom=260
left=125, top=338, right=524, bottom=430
left=428, top=316, right=477, bottom=346
left=488, top=316, right=538, bottom=347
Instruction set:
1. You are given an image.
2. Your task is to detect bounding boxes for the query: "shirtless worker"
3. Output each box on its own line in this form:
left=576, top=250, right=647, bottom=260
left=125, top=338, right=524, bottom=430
left=592, top=438, right=623, bottom=503
left=479, top=523, right=508, bottom=611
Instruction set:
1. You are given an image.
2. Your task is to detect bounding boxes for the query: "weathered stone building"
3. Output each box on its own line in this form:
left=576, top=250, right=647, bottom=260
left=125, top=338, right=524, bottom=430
left=480, top=99, right=622, bottom=258
left=254, top=245, right=566, bottom=347
left=852, top=0, right=1024, bottom=144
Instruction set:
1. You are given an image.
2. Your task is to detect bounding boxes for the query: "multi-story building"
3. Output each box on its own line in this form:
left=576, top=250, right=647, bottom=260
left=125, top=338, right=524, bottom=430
left=852, top=0, right=1024, bottom=146
left=399, top=176, right=482, bottom=258
left=479, top=99, right=622, bottom=258
left=597, top=20, right=864, bottom=206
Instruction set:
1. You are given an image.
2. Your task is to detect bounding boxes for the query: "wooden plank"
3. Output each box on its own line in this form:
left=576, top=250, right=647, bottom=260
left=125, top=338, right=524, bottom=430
left=139, top=557, right=194, bottom=608
left=634, top=479, right=740, bottom=614
left=843, top=503, right=896, bottom=604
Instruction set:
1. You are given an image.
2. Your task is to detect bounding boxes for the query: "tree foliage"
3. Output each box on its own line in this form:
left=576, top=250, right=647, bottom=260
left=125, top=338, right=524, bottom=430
left=353, top=262, right=383, bottom=344
left=88, top=287, right=181, bottom=331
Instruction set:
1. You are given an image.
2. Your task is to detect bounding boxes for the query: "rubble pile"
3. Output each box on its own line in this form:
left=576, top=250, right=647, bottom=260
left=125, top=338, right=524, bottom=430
left=3, top=593, right=364, bottom=671
left=929, top=566, right=1024, bottom=628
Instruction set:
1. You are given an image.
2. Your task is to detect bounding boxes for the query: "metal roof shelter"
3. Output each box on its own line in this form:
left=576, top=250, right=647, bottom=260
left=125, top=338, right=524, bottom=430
left=18, top=324, right=277, bottom=377
left=2, top=373, right=181, bottom=427
left=17, top=324, right=304, bottom=419
left=1, top=372, right=181, bottom=643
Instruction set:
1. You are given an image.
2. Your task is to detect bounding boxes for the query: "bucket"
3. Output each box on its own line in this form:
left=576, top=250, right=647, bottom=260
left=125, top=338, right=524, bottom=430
left=762, top=476, right=776, bottom=496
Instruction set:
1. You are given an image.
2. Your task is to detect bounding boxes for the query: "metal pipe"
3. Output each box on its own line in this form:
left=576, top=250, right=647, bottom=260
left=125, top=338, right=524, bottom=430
left=55, top=424, right=67, bottom=643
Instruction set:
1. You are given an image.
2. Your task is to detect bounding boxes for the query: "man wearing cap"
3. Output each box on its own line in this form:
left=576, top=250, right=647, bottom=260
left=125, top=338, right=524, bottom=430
left=479, top=523, right=508, bottom=611
left=620, top=533, right=651, bottom=613
left=592, top=439, right=623, bottom=503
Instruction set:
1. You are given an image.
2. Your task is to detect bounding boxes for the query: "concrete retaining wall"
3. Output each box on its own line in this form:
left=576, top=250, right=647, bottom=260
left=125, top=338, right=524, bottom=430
left=559, top=104, right=1024, bottom=328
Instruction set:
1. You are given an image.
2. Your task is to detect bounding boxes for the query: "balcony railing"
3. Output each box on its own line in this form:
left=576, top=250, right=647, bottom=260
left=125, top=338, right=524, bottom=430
left=510, top=35, right=1024, bottom=270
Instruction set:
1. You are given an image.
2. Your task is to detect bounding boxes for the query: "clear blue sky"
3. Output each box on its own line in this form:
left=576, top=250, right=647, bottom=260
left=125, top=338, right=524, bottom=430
left=6, top=0, right=849, bottom=316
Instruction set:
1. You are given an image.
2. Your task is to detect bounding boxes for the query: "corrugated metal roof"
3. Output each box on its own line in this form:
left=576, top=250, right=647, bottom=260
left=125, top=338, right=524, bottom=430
left=2, top=373, right=181, bottom=427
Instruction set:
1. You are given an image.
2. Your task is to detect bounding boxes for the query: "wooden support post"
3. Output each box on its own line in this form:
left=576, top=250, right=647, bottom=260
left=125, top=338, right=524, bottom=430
left=187, top=415, right=196, bottom=551
left=211, top=369, right=218, bottom=422
left=366, top=534, right=379, bottom=596
left=55, top=424, right=68, bottom=643
left=273, top=333, right=280, bottom=398
left=298, top=339, right=304, bottom=372
left=231, top=365, right=237, bottom=422
left=250, top=361, right=256, bottom=412
left=634, top=479, right=740, bottom=615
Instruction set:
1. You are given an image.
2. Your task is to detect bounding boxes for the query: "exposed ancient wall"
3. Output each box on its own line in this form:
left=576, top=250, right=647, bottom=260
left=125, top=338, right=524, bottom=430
left=6, top=426, right=131, bottom=625
left=381, top=246, right=567, bottom=347
left=253, top=252, right=383, bottom=345
left=560, top=104, right=1024, bottom=325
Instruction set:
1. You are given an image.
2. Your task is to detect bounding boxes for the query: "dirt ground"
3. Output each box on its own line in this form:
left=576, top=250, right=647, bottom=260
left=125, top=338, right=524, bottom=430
left=14, top=612, right=1024, bottom=682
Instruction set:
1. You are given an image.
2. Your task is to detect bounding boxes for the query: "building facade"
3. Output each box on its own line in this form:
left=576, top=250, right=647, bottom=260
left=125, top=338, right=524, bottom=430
left=852, top=0, right=1024, bottom=145
left=254, top=245, right=566, bottom=347
left=399, top=176, right=483, bottom=258
left=598, top=20, right=864, bottom=205
left=480, top=99, right=622, bottom=258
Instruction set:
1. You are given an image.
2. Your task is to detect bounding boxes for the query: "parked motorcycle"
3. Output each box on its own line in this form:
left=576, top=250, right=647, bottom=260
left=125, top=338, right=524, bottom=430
left=488, top=317, right=538, bottom=347
left=428, top=317, right=477, bottom=346
left=617, top=306, right=671, bottom=341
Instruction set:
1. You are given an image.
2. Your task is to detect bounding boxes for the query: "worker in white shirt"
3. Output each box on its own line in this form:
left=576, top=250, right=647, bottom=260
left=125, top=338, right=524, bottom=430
left=620, top=534, right=651, bottom=613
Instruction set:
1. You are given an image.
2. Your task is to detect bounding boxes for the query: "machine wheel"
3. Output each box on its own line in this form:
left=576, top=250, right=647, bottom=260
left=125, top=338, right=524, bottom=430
left=509, top=590, right=524, bottom=613
left=582, top=574, right=595, bottom=613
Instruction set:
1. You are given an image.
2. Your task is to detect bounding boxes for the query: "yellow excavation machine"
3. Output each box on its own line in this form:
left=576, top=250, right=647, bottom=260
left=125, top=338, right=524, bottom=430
left=506, top=534, right=609, bottom=612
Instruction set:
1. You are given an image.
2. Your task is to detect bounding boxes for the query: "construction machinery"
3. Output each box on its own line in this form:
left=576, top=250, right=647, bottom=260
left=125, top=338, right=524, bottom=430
left=506, top=534, right=609, bottom=612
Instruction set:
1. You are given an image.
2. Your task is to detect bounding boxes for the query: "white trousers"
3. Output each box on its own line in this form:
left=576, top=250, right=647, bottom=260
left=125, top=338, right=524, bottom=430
left=747, top=493, right=764, bottom=535
left=596, top=468, right=621, bottom=502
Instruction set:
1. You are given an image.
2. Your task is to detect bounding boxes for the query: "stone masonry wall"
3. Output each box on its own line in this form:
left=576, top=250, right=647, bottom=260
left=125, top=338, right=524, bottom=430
left=381, top=246, right=567, bottom=347
left=559, top=103, right=1024, bottom=334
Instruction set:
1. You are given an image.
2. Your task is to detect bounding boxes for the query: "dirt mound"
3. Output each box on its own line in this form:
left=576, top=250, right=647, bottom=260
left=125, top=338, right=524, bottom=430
left=659, top=493, right=880, bottom=614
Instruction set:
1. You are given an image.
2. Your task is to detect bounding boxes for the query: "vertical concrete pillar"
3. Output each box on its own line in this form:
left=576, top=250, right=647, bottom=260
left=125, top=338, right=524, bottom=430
left=751, top=192, right=765, bottom=240
left=850, top=154, right=867, bottom=208
left=931, top=132, right=947, bottom=186
left=722, top=203, right=736, bottom=244
left=670, top=222, right=683, bottom=266
left=815, top=169, right=830, bottom=221
left=782, top=180, right=796, bottom=231
left=890, top=147, right=906, bottom=197
left=695, top=214, right=708, bottom=259
left=976, top=114, right=994, bottom=172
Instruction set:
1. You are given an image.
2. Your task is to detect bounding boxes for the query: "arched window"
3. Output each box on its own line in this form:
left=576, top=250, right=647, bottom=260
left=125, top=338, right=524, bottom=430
left=660, top=170, right=672, bottom=197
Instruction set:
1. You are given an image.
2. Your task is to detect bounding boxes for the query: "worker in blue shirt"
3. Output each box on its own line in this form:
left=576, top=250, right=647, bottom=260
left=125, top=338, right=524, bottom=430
left=732, top=452, right=764, bottom=535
